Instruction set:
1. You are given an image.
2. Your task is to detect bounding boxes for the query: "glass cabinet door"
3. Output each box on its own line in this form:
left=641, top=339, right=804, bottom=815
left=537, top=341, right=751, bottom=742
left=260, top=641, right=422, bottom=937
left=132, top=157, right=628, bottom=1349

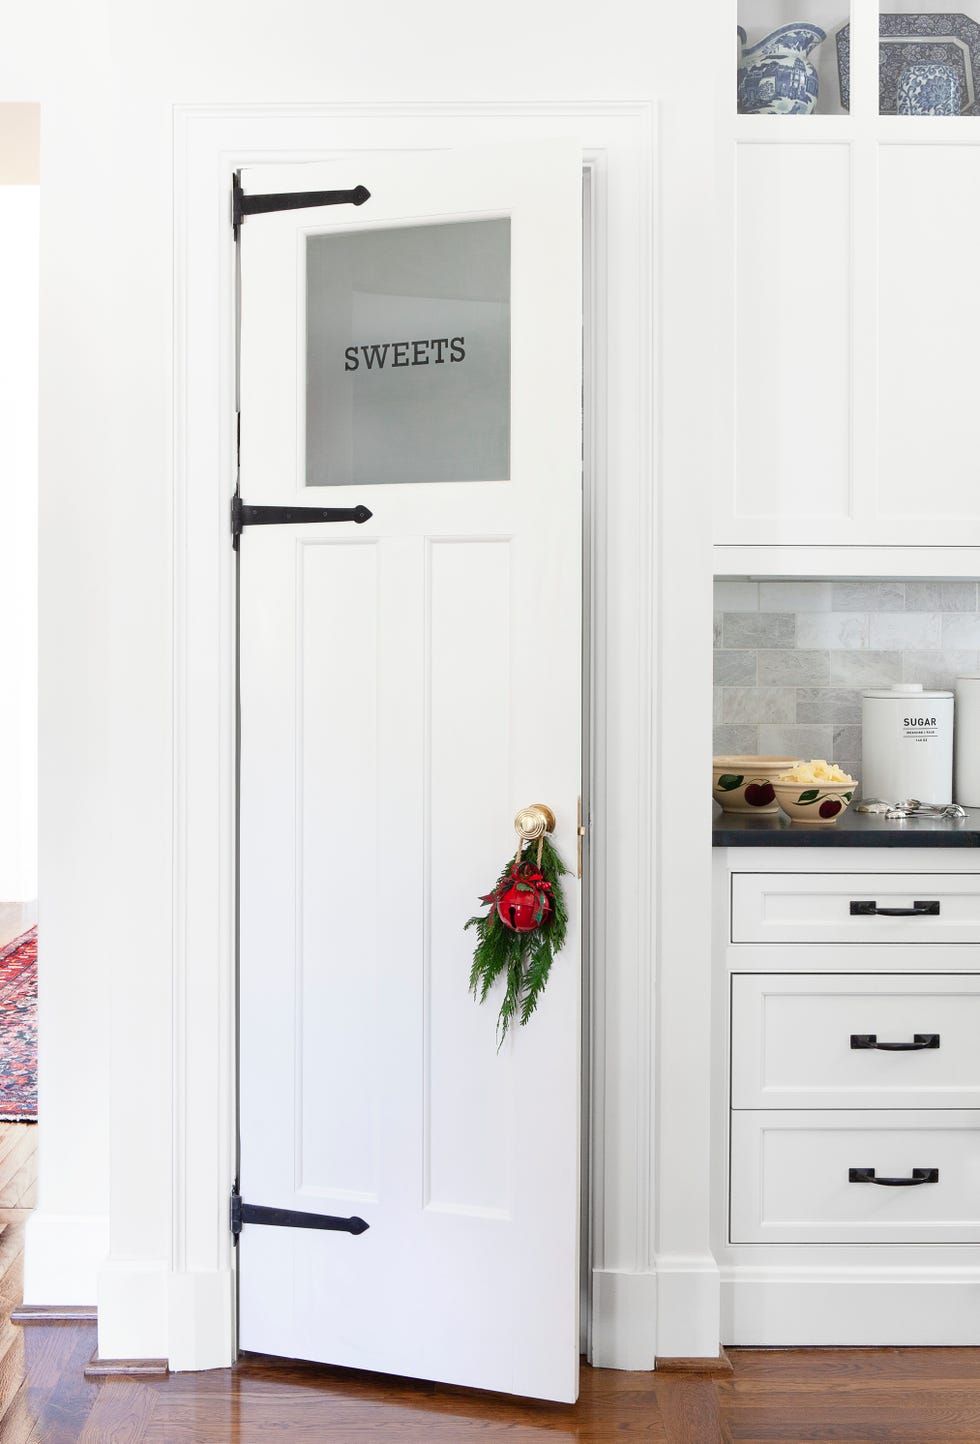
left=737, top=1, right=850, bottom=114
left=735, top=0, right=980, bottom=117
left=877, top=2, right=980, bottom=114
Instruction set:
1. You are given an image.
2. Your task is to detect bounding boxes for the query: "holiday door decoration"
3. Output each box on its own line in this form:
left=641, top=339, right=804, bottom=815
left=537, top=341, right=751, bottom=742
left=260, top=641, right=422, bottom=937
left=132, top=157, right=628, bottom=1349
left=466, top=804, right=570, bottom=1046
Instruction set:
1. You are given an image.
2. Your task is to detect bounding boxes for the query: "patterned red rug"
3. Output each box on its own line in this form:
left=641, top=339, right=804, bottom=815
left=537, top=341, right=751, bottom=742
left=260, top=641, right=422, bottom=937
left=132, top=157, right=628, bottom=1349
left=0, top=927, right=37, bottom=1121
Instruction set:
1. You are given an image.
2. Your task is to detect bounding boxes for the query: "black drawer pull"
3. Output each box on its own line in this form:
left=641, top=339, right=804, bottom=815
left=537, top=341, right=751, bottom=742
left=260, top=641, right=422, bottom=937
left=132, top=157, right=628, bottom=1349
left=850, top=1033, right=940, bottom=1052
left=848, top=895, right=941, bottom=918
left=848, top=1167, right=939, bottom=1187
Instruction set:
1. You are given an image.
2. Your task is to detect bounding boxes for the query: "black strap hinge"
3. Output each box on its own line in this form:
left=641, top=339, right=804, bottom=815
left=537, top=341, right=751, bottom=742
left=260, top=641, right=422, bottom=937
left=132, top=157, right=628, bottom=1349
left=233, top=173, right=370, bottom=238
left=232, top=495, right=372, bottom=548
left=231, top=1188, right=368, bottom=1242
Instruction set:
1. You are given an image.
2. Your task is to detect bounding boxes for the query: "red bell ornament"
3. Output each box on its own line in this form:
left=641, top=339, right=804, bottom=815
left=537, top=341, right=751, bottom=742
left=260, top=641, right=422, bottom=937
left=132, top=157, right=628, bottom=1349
left=495, top=865, right=552, bottom=933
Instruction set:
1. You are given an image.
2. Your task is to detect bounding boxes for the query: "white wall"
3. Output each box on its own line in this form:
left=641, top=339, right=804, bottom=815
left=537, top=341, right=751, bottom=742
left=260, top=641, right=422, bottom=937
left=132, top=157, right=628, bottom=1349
left=1, top=0, right=721, bottom=1358
left=0, top=185, right=38, bottom=901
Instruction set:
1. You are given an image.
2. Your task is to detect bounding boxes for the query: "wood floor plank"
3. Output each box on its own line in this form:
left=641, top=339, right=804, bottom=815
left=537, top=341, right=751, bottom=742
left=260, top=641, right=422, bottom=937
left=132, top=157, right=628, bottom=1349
left=20, top=1325, right=101, bottom=1444
left=77, top=1381, right=157, bottom=1444
left=0, top=1131, right=37, bottom=1199
left=0, top=1247, right=24, bottom=1322
left=0, top=1387, right=42, bottom=1444
left=0, top=1160, right=37, bottom=1215
left=656, top=1376, right=732, bottom=1444
left=0, top=1321, right=26, bottom=1427
left=729, top=1346, right=980, bottom=1382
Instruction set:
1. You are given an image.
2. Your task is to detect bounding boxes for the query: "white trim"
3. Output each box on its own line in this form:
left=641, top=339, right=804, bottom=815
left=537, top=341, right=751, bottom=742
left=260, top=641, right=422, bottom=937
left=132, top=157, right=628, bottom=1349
left=654, top=1255, right=723, bottom=1360
left=170, top=101, right=661, bottom=1374
left=591, top=1269, right=658, bottom=1370
left=98, top=1259, right=169, bottom=1361
left=715, top=544, right=980, bottom=579
left=23, top=1212, right=109, bottom=1307
left=722, top=1266, right=980, bottom=1347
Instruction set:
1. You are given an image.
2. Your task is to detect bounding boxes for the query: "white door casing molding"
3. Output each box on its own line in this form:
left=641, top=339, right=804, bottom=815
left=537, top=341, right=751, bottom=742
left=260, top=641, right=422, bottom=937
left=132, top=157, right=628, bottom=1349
left=163, top=101, right=682, bottom=1374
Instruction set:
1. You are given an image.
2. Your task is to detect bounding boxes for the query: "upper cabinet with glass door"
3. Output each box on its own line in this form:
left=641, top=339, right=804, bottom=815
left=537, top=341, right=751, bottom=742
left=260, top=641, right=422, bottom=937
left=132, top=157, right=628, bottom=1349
left=874, top=2, right=980, bottom=115
left=737, top=0, right=850, bottom=115
left=719, top=0, right=980, bottom=566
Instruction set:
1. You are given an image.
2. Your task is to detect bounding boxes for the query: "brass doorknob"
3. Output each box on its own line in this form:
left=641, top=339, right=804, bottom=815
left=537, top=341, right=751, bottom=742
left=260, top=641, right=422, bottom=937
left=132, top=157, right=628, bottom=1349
left=513, top=804, right=556, bottom=840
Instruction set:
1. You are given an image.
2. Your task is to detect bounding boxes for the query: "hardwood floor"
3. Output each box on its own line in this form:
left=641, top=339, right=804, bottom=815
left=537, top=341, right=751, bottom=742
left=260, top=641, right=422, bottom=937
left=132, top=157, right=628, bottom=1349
left=3, top=1335, right=980, bottom=1443
left=4, top=1119, right=980, bottom=1439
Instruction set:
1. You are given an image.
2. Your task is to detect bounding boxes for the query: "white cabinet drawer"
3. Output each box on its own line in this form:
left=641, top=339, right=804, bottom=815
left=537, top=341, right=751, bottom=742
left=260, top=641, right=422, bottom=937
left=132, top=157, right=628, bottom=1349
left=731, top=974, right=980, bottom=1110
left=730, top=1110, right=980, bottom=1244
left=731, top=872, right=980, bottom=945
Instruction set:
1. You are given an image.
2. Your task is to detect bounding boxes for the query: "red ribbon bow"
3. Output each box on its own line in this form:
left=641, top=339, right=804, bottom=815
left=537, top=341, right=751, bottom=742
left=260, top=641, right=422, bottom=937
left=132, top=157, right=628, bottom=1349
left=480, top=862, right=552, bottom=907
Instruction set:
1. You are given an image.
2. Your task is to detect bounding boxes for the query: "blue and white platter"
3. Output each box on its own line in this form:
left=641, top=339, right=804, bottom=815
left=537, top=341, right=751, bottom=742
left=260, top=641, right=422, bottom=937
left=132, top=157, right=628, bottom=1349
left=837, top=13, right=980, bottom=113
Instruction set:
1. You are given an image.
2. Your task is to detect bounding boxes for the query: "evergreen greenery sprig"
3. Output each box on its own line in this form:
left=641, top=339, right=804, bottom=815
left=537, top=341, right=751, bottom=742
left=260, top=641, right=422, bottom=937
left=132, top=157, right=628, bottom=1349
left=465, top=836, right=570, bottom=1048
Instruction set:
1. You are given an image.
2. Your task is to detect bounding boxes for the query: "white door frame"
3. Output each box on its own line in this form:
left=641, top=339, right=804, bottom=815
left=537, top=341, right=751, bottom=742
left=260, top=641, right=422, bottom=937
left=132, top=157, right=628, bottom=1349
left=171, top=101, right=669, bottom=1374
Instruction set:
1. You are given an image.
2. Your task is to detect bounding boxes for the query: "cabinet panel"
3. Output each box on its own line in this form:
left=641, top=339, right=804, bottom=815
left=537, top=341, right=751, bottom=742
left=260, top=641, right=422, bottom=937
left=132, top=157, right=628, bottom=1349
left=878, top=143, right=980, bottom=520
left=731, top=973, right=980, bottom=1109
left=731, top=871, right=980, bottom=944
left=735, top=143, right=852, bottom=522
left=731, top=1109, right=980, bottom=1242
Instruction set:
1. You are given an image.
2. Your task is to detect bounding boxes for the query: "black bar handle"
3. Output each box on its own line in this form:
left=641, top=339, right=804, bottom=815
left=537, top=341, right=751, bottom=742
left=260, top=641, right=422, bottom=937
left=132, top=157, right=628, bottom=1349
left=850, top=900, right=940, bottom=917
left=850, top=1033, right=941, bottom=1052
left=848, top=1167, right=939, bottom=1187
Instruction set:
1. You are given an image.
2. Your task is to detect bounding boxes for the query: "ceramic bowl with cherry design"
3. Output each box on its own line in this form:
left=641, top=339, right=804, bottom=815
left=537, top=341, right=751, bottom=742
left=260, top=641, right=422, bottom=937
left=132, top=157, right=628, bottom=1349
left=772, top=777, right=857, bottom=825
left=712, top=756, right=802, bottom=815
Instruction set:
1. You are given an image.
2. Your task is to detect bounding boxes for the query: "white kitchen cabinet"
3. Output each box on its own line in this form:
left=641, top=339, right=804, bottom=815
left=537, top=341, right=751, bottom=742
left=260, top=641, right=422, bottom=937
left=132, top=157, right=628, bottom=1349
left=730, top=870, right=980, bottom=944
left=716, top=0, right=980, bottom=558
left=714, top=845, right=980, bottom=1346
left=730, top=1109, right=980, bottom=1244
left=730, top=972, right=980, bottom=1109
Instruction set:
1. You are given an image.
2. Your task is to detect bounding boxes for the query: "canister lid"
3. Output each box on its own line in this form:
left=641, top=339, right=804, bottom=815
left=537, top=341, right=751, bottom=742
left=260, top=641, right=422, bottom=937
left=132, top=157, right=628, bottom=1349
left=862, top=683, right=953, bottom=699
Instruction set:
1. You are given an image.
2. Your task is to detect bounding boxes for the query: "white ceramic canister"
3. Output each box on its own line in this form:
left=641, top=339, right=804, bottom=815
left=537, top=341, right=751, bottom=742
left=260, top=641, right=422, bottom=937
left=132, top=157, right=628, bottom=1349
left=955, top=676, right=980, bottom=806
left=861, top=684, right=954, bottom=805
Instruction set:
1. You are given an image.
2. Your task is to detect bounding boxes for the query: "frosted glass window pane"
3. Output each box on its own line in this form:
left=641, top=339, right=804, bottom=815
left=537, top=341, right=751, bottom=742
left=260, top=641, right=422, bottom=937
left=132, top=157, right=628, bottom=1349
left=306, top=219, right=510, bottom=486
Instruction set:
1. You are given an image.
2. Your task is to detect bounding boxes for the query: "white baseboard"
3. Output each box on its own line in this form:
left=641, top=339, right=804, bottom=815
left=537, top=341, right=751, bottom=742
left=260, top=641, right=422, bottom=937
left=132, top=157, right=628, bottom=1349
left=653, top=1254, right=722, bottom=1359
left=167, top=1269, right=235, bottom=1371
left=23, top=1211, right=108, bottom=1305
left=590, top=1269, right=658, bottom=1369
left=723, top=1266, right=980, bottom=1346
left=97, top=1257, right=170, bottom=1360
left=88, top=1258, right=235, bottom=1370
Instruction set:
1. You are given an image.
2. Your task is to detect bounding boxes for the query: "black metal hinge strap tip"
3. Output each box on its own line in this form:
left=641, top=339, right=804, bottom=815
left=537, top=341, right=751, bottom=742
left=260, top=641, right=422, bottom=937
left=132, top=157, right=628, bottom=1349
left=849, top=900, right=941, bottom=917
left=230, top=1192, right=369, bottom=1239
left=851, top=1033, right=941, bottom=1051
left=233, top=173, right=370, bottom=236
left=848, top=1167, right=939, bottom=1186
left=232, top=496, right=372, bottom=546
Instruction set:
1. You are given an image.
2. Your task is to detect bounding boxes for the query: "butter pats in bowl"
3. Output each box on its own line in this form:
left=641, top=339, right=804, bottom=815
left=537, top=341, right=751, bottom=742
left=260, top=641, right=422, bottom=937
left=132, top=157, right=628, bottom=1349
left=773, top=760, right=857, bottom=824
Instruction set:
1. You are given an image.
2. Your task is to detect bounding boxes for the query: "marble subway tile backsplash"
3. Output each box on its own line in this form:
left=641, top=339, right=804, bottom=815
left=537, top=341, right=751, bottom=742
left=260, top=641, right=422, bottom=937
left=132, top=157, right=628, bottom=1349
left=713, top=578, right=980, bottom=794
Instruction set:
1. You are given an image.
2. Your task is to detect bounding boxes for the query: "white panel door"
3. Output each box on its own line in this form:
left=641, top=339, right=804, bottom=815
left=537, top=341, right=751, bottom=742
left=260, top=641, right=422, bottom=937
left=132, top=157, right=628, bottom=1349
left=237, top=143, right=582, bottom=1403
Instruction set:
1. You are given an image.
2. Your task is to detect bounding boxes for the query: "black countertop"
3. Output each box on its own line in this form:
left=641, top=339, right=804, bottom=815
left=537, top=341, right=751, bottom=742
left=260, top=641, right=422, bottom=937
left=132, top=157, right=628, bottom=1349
left=713, top=806, right=980, bottom=847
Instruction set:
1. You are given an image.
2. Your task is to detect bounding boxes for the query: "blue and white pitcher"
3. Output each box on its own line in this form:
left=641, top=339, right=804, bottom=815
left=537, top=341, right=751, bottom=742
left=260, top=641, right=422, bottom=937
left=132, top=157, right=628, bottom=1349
left=737, top=24, right=826, bottom=115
